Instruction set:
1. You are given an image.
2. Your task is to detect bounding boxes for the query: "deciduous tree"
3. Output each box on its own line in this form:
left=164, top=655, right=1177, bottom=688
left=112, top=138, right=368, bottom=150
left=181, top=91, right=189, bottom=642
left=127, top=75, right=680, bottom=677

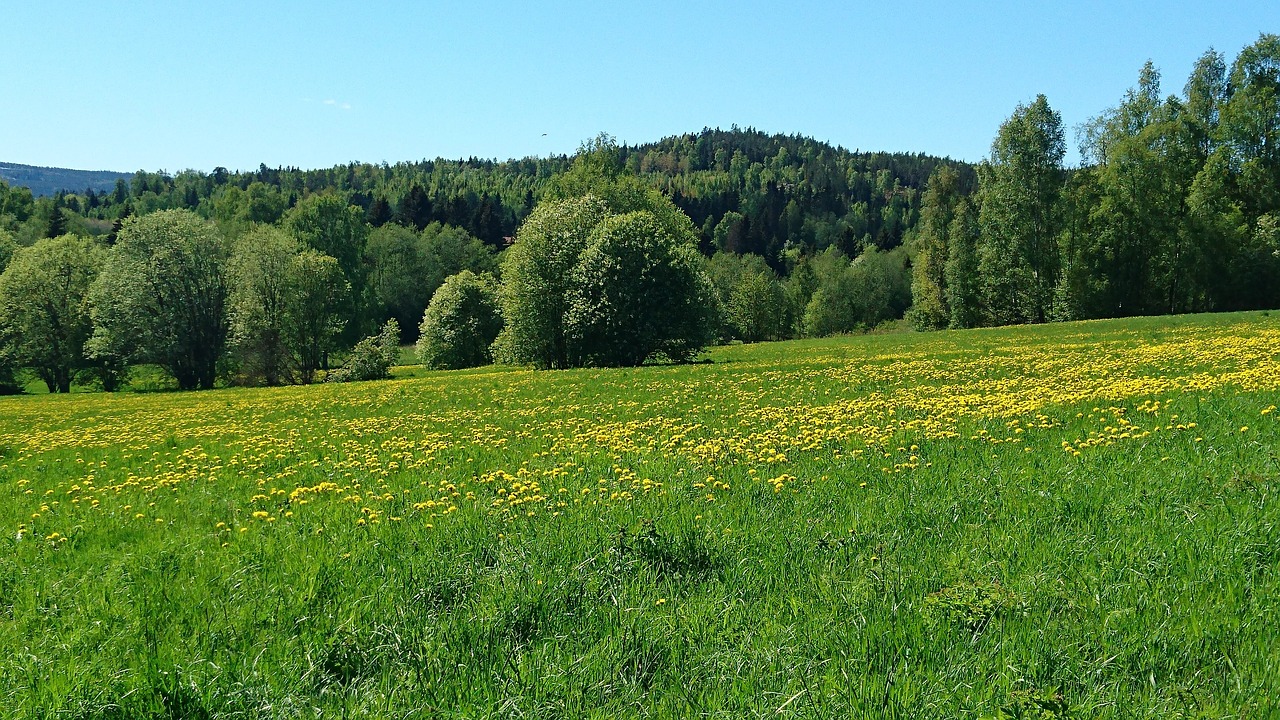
left=977, top=94, right=1066, bottom=325
left=87, top=209, right=229, bottom=390
left=288, top=250, right=349, bottom=383
left=228, top=226, right=301, bottom=385
left=0, top=235, right=104, bottom=392
left=565, top=210, right=717, bottom=366
left=285, top=194, right=370, bottom=333
left=944, top=198, right=982, bottom=329
left=494, top=195, right=608, bottom=368
left=908, top=166, right=961, bottom=330
left=416, top=270, right=502, bottom=370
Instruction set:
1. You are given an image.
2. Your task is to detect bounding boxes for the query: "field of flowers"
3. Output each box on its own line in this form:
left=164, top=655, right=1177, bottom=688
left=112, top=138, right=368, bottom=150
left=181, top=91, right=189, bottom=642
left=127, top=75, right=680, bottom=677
left=1, top=312, right=1278, bottom=718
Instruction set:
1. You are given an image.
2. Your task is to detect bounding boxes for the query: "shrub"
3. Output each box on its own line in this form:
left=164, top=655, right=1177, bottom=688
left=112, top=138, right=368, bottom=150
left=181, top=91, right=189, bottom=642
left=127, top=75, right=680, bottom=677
left=417, top=271, right=502, bottom=370
left=565, top=211, right=717, bottom=366
left=496, top=191, right=717, bottom=368
left=328, top=319, right=399, bottom=382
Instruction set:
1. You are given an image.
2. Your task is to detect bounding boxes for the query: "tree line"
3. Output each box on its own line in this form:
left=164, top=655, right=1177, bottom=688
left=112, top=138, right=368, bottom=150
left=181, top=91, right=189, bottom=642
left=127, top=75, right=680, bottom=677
left=909, top=35, right=1280, bottom=328
left=0, top=35, right=1276, bottom=393
left=0, top=142, right=725, bottom=392
left=0, top=128, right=958, bottom=266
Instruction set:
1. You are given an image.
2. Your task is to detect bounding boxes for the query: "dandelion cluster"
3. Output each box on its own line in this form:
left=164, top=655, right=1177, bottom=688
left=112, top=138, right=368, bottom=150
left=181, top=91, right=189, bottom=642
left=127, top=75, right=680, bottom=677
left=2, top=318, right=1278, bottom=546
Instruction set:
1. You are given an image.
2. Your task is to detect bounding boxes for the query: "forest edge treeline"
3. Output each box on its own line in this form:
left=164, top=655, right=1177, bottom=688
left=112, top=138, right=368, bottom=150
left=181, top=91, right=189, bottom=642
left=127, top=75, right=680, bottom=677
left=0, top=35, right=1277, bottom=394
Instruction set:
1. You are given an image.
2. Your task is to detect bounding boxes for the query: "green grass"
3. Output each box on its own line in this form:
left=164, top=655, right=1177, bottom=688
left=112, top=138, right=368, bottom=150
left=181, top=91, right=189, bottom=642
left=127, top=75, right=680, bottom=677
left=1, top=312, right=1278, bottom=718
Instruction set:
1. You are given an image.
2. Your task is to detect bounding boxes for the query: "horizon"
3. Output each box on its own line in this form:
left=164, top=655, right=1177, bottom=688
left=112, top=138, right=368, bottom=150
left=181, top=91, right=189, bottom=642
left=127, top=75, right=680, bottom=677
left=2, top=2, right=1276, bottom=173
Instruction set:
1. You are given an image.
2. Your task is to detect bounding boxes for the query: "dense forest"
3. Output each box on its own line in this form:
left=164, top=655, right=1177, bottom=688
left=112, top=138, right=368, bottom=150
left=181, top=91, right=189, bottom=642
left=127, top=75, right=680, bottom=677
left=0, top=128, right=961, bottom=266
left=0, top=35, right=1276, bottom=394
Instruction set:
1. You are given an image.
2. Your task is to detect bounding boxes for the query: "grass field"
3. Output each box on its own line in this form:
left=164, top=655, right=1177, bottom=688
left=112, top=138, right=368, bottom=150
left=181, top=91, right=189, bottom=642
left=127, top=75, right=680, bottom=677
left=1, top=312, right=1278, bottom=718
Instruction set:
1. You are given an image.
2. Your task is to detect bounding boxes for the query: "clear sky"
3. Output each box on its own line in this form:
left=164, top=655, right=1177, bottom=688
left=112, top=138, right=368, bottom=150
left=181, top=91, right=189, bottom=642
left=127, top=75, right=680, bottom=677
left=3, top=1, right=1276, bottom=173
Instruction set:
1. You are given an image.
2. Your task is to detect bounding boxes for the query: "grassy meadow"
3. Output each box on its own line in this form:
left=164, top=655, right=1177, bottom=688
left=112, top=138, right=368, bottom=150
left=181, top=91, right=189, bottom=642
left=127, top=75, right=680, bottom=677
left=1, top=312, right=1279, bottom=718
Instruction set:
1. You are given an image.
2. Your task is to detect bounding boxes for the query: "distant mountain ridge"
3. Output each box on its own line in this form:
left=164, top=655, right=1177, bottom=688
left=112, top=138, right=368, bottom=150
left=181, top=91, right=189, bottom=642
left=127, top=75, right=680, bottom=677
left=0, top=162, right=131, bottom=197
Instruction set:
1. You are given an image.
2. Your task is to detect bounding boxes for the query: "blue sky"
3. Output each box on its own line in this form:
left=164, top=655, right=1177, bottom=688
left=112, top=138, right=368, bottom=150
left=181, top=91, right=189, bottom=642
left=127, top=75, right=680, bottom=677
left=2, top=1, right=1275, bottom=172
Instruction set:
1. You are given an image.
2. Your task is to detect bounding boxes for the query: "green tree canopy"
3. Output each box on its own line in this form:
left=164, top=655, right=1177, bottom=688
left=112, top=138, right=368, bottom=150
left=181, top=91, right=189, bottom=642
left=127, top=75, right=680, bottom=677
left=289, top=250, right=350, bottom=384
left=907, top=165, right=962, bottom=330
left=0, top=229, right=16, bottom=273
left=229, top=226, right=300, bottom=385
left=366, top=223, right=434, bottom=342
left=365, top=222, right=496, bottom=343
left=417, top=270, right=503, bottom=370
left=944, top=198, right=981, bottom=329
left=803, top=247, right=911, bottom=336
left=228, top=225, right=350, bottom=386
left=564, top=210, right=718, bottom=366
left=494, top=196, right=610, bottom=368
left=285, top=194, right=370, bottom=333
left=977, top=94, right=1066, bottom=325
left=212, top=182, right=287, bottom=232
left=498, top=167, right=717, bottom=369
left=328, top=319, right=399, bottom=383
left=0, top=179, right=36, bottom=230
left=1069, top=64, right=1208, bottom=317
left=0, top=235, right=105, bottom=392
left=726, top=269, right=788, bottom=343
left=87, top=209, right=229, bottom=390
left=705, top=252, right=787, bottom=342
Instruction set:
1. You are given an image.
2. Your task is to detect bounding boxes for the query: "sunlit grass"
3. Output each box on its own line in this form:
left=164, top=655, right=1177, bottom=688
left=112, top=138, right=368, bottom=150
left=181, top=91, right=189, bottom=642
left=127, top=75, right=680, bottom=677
left=1, top=311, right=1278, bottom=718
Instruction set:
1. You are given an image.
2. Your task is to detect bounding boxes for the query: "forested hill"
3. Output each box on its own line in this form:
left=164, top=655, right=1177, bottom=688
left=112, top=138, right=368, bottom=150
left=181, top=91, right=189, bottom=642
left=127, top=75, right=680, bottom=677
left=0, top=162, right=131, bottom=198
left=2, top=128, right=973, bottom=262
left=624, top=129, right=975, bottom=258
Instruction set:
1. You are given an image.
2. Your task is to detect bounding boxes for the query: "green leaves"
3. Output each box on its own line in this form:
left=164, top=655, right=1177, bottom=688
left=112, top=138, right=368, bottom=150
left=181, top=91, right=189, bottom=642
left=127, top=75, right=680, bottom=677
left=227, top=226, right=349, bottom=385
left=494, top=195, right=608, bottom=369
left=496, top=188, right=716, bottom=369
left=417, top=270, right=502, bottom=370
left=0, top=234, right=104, bottom=392
left=565, top=210, right=716, bottom=367
left=327, top=319, right=399, bottom=382
left=907, top=166, right=962, bottom=331
left=284, top=194, right=370, bottom=315
left=801, top=246, right=911, bottom=337
left=977, top=95, right=1066, bottom=326
left=87, top=209, right=228, bottom=390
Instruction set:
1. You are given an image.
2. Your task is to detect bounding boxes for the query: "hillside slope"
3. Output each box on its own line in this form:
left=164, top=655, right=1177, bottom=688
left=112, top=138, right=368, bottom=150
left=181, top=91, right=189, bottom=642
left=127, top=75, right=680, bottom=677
left=0, top=162, right=131, bottom=197
left=4, top=128, right=975, bottom=259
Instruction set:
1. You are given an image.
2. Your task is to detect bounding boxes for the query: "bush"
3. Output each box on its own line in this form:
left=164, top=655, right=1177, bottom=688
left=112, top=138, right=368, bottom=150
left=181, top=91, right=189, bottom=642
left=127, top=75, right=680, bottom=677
left=328, top=319, right=399, bottom=382
left=417, top=271, right=502, bottom=370
left=565, top=211, right=717, bottom=366
left=493, top=196, right=608, bottom=369
left=496, top=189, right=717, bottom=369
